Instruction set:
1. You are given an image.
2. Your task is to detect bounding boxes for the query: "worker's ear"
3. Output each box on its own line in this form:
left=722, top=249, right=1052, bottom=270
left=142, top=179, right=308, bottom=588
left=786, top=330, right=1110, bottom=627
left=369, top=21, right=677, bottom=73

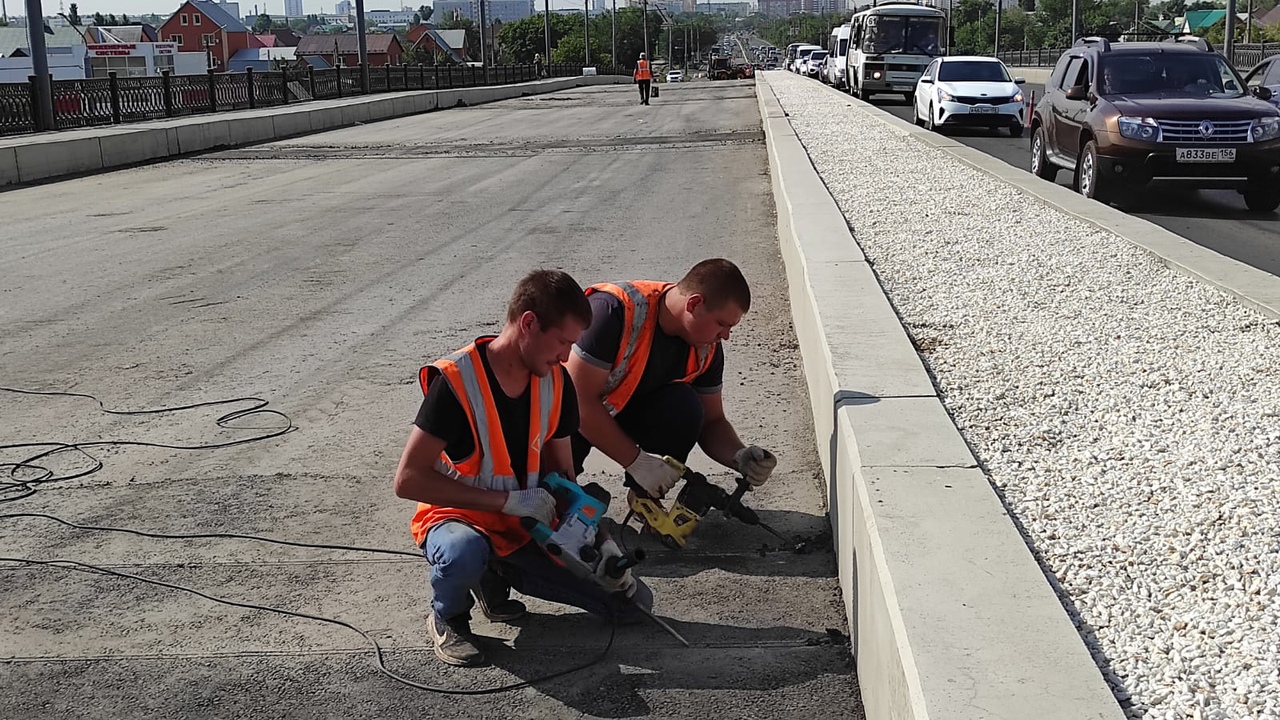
left=685, top=294, right=705, bottom=314
left=519, top=310, right=539, bottom=333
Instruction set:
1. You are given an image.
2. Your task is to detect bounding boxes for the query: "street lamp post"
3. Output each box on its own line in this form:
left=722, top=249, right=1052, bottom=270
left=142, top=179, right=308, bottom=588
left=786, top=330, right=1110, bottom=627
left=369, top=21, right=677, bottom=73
left=479, top=0, right=490, bottom=83
left=612, top=0, right=617, bottom=69
left=584, top=0, right=590, bottom=66
left=355, top=0, right=370, bottom=92
left=543, top=0, right=551, bottom=71
left=642, top=0, right=649, bottom=60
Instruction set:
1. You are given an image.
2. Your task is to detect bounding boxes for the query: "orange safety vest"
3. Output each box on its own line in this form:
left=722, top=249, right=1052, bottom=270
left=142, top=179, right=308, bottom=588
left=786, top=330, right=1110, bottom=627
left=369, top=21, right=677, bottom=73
left=634, top=60, right=652, bottom=81
left=409, top=337, right=564, bottom=556
left=585, top=281, right=716, bottom=416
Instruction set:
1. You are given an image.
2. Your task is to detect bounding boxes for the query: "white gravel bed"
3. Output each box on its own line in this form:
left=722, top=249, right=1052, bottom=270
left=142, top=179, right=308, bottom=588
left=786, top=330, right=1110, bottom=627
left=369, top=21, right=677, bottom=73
left=766, top=71, right=1280, bottom=720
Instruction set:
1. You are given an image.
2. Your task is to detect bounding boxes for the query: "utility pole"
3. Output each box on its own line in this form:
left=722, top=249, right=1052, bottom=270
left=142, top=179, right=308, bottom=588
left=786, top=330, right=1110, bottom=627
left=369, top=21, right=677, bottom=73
left=1247, top=0, right=1253, bottom=42
left=642, top=0, right=649, bottom=61
left=479, top=0, right=490, bottom=81
left=1224, top=0, right=1236, bottom=65
left=611, top=0, right=616, bottom=68
left=24, top=0, right=54, bottom=131
left=543, top=0, right=551, bottom=70
left=583, top=0, right=589, bottom=66
left=1071, top=0, right=1080, bottom=42
left=994, top=0, right=1001, bottom=55
left=355, top=0, right=370, bottom=92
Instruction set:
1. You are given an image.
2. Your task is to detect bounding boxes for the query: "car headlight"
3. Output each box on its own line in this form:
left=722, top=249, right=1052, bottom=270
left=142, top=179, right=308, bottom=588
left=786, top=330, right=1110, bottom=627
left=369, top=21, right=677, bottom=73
left=1252, top=117, right=1280, bottom=142
left=938, top=89, right=954, bottom=102
left=1013, top=91, right=1024, bottom=103
left=1118, top=116, right=1160, bottom=141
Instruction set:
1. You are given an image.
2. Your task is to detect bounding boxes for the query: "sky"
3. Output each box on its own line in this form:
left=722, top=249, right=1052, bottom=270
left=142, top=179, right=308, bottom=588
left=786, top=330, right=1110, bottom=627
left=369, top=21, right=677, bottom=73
left=10, top=0, right=597, bottom=21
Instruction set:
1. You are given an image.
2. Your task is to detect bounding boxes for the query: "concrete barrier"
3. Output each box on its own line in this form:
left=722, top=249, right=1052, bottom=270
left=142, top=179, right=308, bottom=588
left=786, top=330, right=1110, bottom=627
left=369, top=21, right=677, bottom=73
left=1009, top=66, right=1054, bottom=84
left=757, top=78, right=1126, bottom=720
left=0, top=74, right=628, bottom=188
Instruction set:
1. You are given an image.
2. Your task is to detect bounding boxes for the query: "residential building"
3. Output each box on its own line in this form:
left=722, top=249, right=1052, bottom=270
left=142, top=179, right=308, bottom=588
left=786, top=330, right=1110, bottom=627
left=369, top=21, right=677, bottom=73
left=215, top=0, right=242, bottom=18
left=434, top=0, right=533, bottom=23
left=0, top=25, right=85, bottom=56
left=405, top=24, right=469, bottom=62
left=295, top=32, right=403, bottom=66
left=365, top=8, right=416, bottom=23
left=335, top=0, right=353, bottom=14
left=284, top=0, right=306, bottom=16
left=159, top=0, right=263, bottom=71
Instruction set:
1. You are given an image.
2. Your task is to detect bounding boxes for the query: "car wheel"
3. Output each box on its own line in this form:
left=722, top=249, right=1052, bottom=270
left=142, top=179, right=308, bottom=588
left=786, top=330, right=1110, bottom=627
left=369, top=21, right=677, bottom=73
left=1030, top=126, right=1057, bottom=181
left=913, top=99, right=924, bottom=126
left=1078, top=140, right=1112, bottom=203
left=926, top=102, right=939, bottom=132
left=1008, top=123, right=1024, bottom=138
left=1243, top=185, right=1280, bottom=212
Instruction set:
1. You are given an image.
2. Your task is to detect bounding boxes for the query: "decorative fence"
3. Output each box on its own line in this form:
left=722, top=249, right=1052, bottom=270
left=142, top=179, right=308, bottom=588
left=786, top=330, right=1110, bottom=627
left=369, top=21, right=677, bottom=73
left=1, top=63, right=620, bottom=137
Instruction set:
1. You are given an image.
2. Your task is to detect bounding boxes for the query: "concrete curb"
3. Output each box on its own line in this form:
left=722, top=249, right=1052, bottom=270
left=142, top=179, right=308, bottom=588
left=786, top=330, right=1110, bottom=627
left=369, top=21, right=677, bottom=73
left=756, top=75, right=1126, bottom=720
left=820, top=75, right=1280, bottom=322
left=0, top=75, right=628, bottom=189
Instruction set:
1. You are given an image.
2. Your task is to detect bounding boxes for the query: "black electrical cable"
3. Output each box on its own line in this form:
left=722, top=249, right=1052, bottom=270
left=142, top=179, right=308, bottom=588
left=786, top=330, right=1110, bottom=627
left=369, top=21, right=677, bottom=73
left=0, top=386, right=621, bottom=694
left=0, top=386, right=295, bottom=504
left=0, top=556, right=616, bottom=695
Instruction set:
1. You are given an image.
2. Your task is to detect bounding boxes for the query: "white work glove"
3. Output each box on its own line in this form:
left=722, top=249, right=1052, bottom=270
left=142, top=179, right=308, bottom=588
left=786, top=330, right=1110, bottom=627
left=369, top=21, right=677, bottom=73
left=594, top=537, right=637, bottom=597
left=734, top=445, right=777, bottom=487
left=625, top=451, right=681, bottom=499
left=501, top=488, right=556, bottom=526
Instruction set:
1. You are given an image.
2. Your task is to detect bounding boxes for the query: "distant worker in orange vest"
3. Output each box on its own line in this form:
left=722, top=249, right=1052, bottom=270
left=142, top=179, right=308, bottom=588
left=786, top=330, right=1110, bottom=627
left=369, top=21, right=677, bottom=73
left=394, top=269, right=652, bottom=669
left=566, top=259, right=778, bottom=503
left=634, top=51, right=653, bottom=105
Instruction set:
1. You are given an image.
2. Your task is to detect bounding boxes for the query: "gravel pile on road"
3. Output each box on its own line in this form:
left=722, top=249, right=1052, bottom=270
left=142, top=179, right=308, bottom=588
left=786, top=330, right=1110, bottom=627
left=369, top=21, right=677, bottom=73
left=767, top=71, right=1280, bottom=720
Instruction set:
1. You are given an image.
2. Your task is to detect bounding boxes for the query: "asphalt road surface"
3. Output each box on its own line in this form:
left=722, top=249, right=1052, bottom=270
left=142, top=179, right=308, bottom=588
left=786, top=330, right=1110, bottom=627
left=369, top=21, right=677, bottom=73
left=875, top=82, right=1280, bottom=278
left=0, top=82, right=861, bottom=719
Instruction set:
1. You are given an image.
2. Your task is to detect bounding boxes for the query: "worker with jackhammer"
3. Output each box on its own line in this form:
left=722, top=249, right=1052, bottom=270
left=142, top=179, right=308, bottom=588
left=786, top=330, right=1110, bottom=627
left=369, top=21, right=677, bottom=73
left=567, top=258, right=778, bottom=503
left=393, top=269, right=652, bottom=668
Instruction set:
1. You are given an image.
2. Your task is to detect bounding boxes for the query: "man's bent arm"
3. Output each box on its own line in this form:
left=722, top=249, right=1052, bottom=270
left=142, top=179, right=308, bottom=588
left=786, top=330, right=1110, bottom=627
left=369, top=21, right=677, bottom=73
left=697, top=391, right=746, bottom=470
left=543, top=436, right=577, bottom=482
left=393, top=426, right=508, bottom=511
left=566, top=353, right=641, bottom=467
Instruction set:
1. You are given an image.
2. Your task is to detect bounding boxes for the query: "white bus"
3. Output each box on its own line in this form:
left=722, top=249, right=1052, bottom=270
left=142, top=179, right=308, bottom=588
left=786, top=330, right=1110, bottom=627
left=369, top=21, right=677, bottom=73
left=845, top=1, right=947, bottom=102
left=825, top=23, right=852, bottom=88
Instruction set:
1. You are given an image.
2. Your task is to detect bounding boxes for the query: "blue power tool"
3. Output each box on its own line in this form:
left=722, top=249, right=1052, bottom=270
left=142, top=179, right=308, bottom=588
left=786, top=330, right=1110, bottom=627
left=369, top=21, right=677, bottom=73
left=520, top=473, right=643, bottom=582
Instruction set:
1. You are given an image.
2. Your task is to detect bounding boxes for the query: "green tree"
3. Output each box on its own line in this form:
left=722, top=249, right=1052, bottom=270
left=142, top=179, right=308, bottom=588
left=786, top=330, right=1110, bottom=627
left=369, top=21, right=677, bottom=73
left=253, top=12, right=274, bottom=32
left=107, top=13, right=119, bottom=24
left=68, top=3, right=81, bottom=25
left=498, top=13, right=580, bottom=62
left=552, top=32, right=611, bottom=66
left=92, top=11, right=106, bottom=25
left=121, top=13, right=130, bottom=23
left=418, top=4, right=433, bottom=22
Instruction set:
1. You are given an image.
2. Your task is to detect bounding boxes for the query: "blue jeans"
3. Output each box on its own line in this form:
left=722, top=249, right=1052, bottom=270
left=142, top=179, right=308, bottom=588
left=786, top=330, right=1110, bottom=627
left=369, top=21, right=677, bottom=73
left=423, top=520, right=654, bottom=623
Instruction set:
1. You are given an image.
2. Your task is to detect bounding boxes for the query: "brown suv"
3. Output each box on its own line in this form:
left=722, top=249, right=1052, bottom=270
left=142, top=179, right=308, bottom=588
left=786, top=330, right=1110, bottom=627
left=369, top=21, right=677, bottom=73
left=1030, top=36, right=1280, bottom=211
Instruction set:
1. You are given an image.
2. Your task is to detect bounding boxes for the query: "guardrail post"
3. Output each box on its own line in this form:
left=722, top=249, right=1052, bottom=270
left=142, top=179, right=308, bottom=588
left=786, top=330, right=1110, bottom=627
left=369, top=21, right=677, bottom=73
left=162, top=70, right=174, bottom=117
left=246, top=67, right=256, bottom=109
left=207, top=69, right=217, bottom=113
left=27, top=75, right=45, bottom=132
left=108, top=71, right=122, bottom=124
left=387, top=64, right=394, bottom=92
left=336, top=64, right=343, bottom=98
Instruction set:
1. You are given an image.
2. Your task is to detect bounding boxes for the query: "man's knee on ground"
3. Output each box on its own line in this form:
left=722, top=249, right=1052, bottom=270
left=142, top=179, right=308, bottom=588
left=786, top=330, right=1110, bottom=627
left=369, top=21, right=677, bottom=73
left=426, top=522, right=491, bottom=585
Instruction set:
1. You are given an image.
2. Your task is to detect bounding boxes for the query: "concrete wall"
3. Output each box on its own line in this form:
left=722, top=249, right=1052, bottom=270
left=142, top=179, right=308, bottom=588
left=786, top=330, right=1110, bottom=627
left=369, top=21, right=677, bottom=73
left=1009, top=66, right=1054, bottom=85
left=0, top=74, right=628, bottom=188
left=757, top=78, right=1126, bottom=720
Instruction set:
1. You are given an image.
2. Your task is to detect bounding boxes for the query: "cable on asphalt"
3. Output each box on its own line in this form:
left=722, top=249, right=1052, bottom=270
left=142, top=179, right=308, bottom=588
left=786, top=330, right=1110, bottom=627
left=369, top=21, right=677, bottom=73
left=0, top=385, right=619, bottom=694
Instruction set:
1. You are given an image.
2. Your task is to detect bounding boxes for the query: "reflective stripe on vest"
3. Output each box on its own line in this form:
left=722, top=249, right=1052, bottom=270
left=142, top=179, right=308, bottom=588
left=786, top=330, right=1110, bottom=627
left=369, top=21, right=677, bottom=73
left=636, top=60, right=652, bottom=80
left=409, top=337, right=565, bottom=556
left=586, top=281, right=715, bottom=415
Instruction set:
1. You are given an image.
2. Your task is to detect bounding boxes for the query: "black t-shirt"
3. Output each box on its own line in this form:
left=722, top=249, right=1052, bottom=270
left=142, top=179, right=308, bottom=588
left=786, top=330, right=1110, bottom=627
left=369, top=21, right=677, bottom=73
left=572, top=291, right=724, bottom=399
left=414, top=341, right=579, bottom=479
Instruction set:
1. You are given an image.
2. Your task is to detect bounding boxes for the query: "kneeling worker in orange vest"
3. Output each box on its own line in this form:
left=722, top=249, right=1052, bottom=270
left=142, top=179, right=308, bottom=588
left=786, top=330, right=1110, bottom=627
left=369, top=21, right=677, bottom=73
left=567, top=259, right=778, bottom=504
left=394, top=269, right=652, bottom=668
left=634, top=52, right=653, bottom=105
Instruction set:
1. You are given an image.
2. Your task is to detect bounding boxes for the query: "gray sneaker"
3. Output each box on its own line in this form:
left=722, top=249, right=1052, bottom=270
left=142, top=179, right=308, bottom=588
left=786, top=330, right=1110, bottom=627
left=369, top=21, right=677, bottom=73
left=473, top=570, right=526, bottom=622
left=427, top=612, right=485, bottom=667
